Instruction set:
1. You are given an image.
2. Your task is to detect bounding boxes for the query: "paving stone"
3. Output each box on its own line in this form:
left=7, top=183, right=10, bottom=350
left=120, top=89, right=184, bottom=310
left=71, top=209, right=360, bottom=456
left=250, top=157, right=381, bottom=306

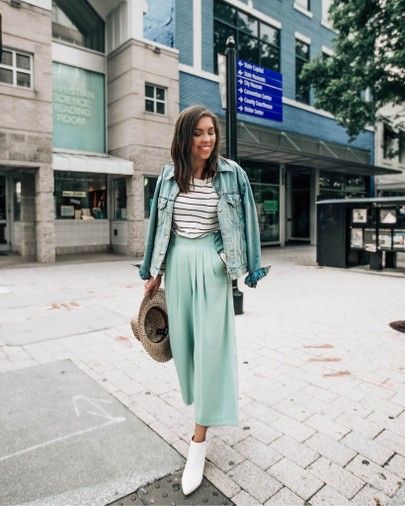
left=267, top=458, right=323, bottom=501
left=206, top=436, right=245, bottom=473
left=375, top=430, right=405, bottom=458
left=304, top=431, right=356, bottom=467
left=273, top=398, right=313, bottom=422
left=308, top=484, right=352, bottom=505
left=238, top=417, right=283, bottom=444
left=367, top=411, right=405, bottom=438
left=345, top=454, right=403, bottom=497
left=341, top=430, right=394, bottom=465
left=210, top=425, right=249, bottom=447
left=148, top=420, right=180, bottom=445
left=384, top=454, right=405, bottom=479
left=228, top=460, right=282, bottom=503
left=350, top=483, right=391, bottom=506
left=307, top=456, right=365, bottom=499
left=239, top=401, right=281, bottom=425
left=303, top=413, right=350, bottom=440
left=302, top=384, right=339, bottom=404
left=231, top=489, right=262, bottom=506
left=204, top=461, right=241, bottom=498
left=234, top=435, right=283, bottom=470
left=270, top=434, right=319, bottom=468
left=335, top=412, right=384, bottom=438
left=272, top=413, right=316, bottom=442
left=264, top=486, right=304, bottom=505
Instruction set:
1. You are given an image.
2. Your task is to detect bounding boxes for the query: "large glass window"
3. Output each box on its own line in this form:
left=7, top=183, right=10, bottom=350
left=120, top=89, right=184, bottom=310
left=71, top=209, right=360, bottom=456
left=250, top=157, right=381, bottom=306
left=383, top=125, right=396, bottom=159
left=214, top=0, right=280, bottom=73
left=53, top=63, right=105, bottom=153
left=111, top=178, right=127, bottom=220
left=295, top=39, right=310, bottom=104
left=144, top=176, right=158, bottom=218
left=244, top=163, right=280, bottom=243
left=52, top=0, right=104, bottom=52
left=319, top=172, right=367, bottom=200
left=54, top=171, right=107, bottom=219
left=14, top=179, right=21, bottom=221
left=0, top=48, right=32, bottom=88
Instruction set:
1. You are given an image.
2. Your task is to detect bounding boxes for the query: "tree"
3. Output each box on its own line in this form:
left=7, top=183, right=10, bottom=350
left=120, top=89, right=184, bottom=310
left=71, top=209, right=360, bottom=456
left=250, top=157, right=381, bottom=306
left=301, top=0, right=405, bottom=149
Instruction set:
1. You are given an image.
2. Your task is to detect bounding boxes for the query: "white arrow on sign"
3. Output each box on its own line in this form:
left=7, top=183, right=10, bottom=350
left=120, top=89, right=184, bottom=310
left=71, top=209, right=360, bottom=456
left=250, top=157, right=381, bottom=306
left=72, top=394, right=125, bottom=422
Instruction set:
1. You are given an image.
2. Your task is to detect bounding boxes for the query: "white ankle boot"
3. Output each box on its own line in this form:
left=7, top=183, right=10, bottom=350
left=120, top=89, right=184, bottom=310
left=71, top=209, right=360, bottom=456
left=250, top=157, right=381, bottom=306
left=181, top=435, right=207, bottom=495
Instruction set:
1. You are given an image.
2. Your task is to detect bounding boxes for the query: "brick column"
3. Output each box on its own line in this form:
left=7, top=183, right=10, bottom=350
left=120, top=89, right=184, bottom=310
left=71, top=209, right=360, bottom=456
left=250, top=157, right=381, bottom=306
left=126, top=173, right=146, bottom=257
left=20, top=173, right=36, bottom=258
left=35, top=164, right=55, bottom=263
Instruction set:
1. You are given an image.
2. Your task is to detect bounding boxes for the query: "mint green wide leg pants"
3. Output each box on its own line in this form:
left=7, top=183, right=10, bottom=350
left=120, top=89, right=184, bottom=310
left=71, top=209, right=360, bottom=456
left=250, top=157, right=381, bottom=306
left=164, top=232, right=239, bottom=426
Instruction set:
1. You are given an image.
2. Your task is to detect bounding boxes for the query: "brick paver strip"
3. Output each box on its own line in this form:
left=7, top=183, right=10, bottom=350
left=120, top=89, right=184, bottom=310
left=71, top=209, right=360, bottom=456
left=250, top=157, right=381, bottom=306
left=267, top=457, right=323, bottom=500
left=307, top=456, right=365, bottom=499
left=227, top=460, right=282, bottom=503
left=345, top=454, right=403, bottom=497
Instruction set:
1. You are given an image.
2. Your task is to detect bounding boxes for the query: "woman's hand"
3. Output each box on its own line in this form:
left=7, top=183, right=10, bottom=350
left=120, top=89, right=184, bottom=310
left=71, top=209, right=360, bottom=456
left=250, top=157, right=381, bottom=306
left=144, top=275, right=162, bottom=299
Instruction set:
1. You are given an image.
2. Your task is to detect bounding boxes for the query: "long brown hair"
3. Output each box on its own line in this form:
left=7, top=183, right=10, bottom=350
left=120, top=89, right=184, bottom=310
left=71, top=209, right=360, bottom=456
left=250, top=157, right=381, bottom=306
left=171, top=105, right=220, bottom=193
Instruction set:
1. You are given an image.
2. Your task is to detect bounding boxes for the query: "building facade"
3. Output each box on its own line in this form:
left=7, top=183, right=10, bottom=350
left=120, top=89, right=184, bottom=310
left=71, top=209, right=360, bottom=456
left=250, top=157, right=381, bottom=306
left=0, top=0, right=393, bottom=261
left=375, top=103, right=405, bottom=197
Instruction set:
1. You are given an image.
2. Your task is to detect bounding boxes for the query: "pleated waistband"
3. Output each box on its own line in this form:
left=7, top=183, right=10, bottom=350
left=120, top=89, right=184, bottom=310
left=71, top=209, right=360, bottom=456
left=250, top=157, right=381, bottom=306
left=169, top=229, right=224, bottom=253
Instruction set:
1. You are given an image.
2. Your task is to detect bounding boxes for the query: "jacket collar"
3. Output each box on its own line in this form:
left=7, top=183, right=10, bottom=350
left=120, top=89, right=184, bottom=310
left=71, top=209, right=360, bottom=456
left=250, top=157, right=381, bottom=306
left=163, top=158, right=234, bottom=180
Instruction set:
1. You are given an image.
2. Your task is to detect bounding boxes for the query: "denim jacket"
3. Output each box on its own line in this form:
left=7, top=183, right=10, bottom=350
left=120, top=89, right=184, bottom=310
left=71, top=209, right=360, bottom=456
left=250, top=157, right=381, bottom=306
left=138, top=157, right=270, bottom=288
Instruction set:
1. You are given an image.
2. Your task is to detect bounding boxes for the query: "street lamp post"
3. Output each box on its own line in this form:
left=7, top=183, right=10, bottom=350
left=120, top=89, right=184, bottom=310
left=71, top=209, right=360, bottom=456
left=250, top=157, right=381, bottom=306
left=225, top=35, right=244, bottom=315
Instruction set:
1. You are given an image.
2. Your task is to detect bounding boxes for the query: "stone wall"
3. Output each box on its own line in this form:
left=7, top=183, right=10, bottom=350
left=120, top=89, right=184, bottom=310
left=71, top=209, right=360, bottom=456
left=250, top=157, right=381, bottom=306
left=107, top=38, right=179, bottom=256
left=0, top=0, right=55, bottom=262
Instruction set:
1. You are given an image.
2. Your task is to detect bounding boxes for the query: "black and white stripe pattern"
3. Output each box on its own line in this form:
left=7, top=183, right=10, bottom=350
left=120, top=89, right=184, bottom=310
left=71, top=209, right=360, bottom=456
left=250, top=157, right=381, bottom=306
left=172, top=177, right=220, bottom=238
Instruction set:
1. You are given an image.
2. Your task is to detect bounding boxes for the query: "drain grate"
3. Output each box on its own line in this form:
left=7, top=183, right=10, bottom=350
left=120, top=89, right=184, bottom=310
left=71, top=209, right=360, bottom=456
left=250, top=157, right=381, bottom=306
left=389, top=320, right=405, bottom=333
left=108, top=469, right=233, bottom=506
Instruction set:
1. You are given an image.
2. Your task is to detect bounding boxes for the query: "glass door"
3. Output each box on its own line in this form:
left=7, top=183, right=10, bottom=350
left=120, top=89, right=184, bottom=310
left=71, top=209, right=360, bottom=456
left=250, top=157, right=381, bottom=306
left=290, top=173, right=310, bottom=240
left=0, top=175, right=9, bottom=251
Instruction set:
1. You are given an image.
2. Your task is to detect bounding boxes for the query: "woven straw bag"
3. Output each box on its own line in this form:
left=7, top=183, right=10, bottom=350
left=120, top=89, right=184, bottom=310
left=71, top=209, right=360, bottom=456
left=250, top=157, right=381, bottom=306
left=131, top=288, right=172, bottom=362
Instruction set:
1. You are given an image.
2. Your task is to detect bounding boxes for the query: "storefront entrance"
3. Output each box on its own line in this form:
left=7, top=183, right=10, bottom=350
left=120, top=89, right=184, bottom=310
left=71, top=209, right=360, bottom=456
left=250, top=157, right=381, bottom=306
left=287, top=172, right=311, bottom=242
left=0, top=174, right=11, bottom=252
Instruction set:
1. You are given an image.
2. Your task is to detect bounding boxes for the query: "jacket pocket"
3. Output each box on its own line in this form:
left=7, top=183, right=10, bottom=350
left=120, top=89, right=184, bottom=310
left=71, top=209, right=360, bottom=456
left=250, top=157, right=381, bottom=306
left=224, top=193, right=241, bottom=207
left=158, top=196, right=169, bottom=209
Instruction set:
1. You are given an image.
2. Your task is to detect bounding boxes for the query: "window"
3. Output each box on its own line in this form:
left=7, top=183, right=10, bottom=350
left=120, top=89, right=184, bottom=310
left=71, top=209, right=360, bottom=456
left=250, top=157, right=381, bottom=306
left=295, top=39, right=310, bottom=104
left=383, top=125, right=396, bottom=159
left=319, top=172, right=367, bottom=200
left=14, top=179, right=21, bottom=221
left=295, top=0, right=310, bottom=11
left=213, top=0, right=280, bottom=74
left=111, top=178, right=127, bottom=220
left=322, top=0, right=332, bottom=24
left=145, top=84, right=166, bottom=115
left=399, top=132, right=405, bottom=164
left=0, top=49, right=32, bottom=88
left=52, top=0, right=104, bottom=52
left=243, top=162, right=280, bottom=243
left=144, top=176, right=158, bottom=218
left=54, top=171, right=108, bottom=219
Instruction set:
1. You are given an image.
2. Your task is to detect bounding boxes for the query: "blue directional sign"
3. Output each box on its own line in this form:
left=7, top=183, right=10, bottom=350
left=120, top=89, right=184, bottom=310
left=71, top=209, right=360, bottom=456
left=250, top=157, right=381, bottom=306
left=236, top=59, right=283, bottom=122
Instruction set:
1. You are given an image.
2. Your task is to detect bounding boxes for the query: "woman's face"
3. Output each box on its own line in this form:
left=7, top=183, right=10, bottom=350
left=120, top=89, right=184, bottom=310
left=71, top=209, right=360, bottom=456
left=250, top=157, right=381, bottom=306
left=191, top=116, right=216, bottom=165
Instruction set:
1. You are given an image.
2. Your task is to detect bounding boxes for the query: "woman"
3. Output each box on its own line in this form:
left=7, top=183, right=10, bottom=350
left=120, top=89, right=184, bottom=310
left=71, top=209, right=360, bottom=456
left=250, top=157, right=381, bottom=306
left=138, top=105, right=269, bottom=495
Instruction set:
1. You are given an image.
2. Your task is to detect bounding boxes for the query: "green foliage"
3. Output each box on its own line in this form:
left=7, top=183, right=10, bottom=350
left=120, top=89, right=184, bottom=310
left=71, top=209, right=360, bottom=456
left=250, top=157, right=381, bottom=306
left=301, top=0, right=405, bottom=141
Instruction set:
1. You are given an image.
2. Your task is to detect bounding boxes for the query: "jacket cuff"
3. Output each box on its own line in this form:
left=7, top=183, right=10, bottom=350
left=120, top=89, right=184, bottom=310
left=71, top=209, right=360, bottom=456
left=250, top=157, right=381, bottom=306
left=138, top=264, right=151, bottom=280
left=244, top=265, right=271, bottom=288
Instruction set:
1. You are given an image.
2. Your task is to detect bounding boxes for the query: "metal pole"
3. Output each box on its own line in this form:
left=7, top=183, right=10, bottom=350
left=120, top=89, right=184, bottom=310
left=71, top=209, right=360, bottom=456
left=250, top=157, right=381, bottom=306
left=225, top=36, right=244, bottom=315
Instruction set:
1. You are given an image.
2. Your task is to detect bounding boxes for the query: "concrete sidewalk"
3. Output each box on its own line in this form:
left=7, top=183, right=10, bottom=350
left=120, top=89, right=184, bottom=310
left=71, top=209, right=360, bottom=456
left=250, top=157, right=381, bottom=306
left=0, top=246, right=404, bottom=505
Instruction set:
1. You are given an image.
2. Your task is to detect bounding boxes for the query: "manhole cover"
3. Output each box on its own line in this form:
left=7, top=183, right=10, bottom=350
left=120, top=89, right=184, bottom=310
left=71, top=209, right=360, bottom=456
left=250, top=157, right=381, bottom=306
left=389, top=321, right=405, bottom=333
left=108, top=469, right=233, bottom=506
